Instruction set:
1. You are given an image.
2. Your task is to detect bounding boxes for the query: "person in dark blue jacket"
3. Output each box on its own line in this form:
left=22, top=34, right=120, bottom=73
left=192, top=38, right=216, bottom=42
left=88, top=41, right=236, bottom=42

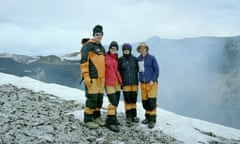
left=118, top=43, right=139, bottom=126
left=136, top=42, right=159, bottom=129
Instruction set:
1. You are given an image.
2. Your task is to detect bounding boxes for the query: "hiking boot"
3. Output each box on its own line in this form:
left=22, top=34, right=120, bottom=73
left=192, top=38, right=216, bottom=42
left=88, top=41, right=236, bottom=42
left=85, top=121, right=99, bottom=129
left=105, top=124, right=120, bottom=132
left=94, top=117, right=105, bottom=126
left=126, top=118, right=133, bottom=127
left=141, top=119, right=149, bottom=124
left=115, top=119, right=120, bottom=125
left=148, top=121, right=155, bottom=129
left=132, top=117, right=140, bottom=123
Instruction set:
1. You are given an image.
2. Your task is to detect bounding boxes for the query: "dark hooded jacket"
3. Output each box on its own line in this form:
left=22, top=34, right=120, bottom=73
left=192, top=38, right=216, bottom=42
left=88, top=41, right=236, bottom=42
left=118, top=54, right=139, bottom=86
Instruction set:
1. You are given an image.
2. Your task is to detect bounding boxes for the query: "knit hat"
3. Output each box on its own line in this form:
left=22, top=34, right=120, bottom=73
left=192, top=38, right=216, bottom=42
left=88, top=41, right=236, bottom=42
left=137, top=42, right=149, bottom=52
left=93, top=24, right=103, bottom=36
left=109, top=41, right=119, bottom=50
left=122, top=43, right=132, bottom=51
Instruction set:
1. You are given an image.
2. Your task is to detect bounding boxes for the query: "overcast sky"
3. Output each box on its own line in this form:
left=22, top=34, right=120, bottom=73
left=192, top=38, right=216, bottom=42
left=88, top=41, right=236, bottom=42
left=0, top=0, right=240, bottom=55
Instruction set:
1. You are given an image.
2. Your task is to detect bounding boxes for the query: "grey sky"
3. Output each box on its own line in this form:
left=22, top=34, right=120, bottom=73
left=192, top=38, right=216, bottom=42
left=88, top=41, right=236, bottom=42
left=0, top=0, right=240, bottom=55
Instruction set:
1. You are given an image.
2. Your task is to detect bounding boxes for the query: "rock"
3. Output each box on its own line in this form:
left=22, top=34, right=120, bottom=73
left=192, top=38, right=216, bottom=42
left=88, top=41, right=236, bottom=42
left=0, top=84, right=180, bottom=144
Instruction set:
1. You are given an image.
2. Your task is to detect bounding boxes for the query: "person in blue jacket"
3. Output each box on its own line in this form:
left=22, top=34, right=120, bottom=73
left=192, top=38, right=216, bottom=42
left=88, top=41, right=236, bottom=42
left=136, top=42, right=159, bottom=129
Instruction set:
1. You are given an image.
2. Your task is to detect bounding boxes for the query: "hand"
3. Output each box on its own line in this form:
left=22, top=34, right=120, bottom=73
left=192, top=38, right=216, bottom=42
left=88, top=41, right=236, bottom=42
left=83, top=72, right=92, bottom=88
left=84, top=77, right=92, bottom=88
left=149, top=81, right=154, bottom=85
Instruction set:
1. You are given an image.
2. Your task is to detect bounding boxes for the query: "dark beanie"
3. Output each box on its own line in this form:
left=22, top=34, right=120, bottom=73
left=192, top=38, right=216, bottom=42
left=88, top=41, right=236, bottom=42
left=93, top=24, right=103, bottom=36
left=122, top=43, right=132, bottom=51
left=109, top=41, right=119, bottom=50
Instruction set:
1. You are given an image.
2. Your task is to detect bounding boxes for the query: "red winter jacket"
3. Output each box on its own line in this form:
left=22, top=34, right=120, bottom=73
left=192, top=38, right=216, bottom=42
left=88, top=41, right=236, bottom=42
left=105, top=53, right=122, bottom=86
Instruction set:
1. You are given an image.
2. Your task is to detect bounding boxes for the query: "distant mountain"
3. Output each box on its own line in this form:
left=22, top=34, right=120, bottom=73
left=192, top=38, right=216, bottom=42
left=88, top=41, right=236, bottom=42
left=0, top=53, right=40, bottom=64
left=1, top=36, right=240, bottom=129
left=120, top=35, right=240, bottom=129
left=141, top=36, right=240, bottom=129
left=61, top=52, right=81, bottom=61
left=0, top=53, right=83, bottom=90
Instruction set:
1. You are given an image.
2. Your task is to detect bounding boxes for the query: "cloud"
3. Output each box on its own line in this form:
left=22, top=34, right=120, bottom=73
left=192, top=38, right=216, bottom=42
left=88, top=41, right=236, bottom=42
left=0, top=0, right=240, bottom=55
left=0, top=22, right=82, bottom=55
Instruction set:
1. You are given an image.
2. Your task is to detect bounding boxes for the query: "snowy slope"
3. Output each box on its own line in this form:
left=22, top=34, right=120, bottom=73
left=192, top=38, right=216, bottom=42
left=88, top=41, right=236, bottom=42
left=61, top=52, right=81, bottom=61
left=1, top=72, right=240, bottom=144
left=0, top=53, right=40, bottom=64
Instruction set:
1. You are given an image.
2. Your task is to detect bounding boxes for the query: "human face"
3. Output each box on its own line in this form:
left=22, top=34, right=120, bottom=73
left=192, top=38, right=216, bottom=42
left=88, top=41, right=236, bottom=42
left=123, top=49, right=130, bottom=55
left=138, top=46, right=147, bottom=56
left=94, top=33, right=103, bottom=43
left=110, top=47, right=118, bottom=54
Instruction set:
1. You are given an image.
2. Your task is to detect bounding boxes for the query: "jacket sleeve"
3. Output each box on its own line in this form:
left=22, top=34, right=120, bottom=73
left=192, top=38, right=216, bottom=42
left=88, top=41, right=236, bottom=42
left=151, top=56, right=159, bottom=82
left=80, top=44, right=90, bottom=76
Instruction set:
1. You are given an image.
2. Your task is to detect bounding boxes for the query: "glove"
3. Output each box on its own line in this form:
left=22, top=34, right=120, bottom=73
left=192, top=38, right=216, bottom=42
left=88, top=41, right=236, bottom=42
left=84, top=77, right=92, bottom=88
left=83, top=72, right=92, bottom=88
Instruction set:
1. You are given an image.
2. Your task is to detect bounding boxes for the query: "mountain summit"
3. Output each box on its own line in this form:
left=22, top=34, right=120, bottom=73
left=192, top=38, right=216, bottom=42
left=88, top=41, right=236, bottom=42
left=1, top=72, right=240, bottom=144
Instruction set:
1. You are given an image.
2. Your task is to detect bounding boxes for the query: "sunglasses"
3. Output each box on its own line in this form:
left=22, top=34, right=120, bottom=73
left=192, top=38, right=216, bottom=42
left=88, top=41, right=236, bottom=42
left=123, top=47, right=131, bottom=50
left=94, top=33, right=103, bottom=36
left=110, top=47, right=118, bottom=51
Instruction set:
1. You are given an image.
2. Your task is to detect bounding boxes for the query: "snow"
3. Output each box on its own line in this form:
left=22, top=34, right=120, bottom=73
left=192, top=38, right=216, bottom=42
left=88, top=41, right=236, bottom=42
left=61, top=53, right=81, bottom=61
left=1, top=72, right=240, bottom=144
left=0, top=53, right=40, bottom=64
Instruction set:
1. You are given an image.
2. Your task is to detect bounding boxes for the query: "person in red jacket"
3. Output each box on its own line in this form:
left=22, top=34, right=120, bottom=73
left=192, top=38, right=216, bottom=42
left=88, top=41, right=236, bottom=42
left=105, top=41, right=122, bottom=132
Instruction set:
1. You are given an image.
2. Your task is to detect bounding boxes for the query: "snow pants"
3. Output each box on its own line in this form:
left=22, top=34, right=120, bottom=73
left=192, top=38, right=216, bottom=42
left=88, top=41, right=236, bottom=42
left=122, top=85, right=138, bottom=119
left=140, top=82, right=158, bottom=122
left=105, top=81, right=121, bottom=125
left=84, top=78, right=104, bottom=123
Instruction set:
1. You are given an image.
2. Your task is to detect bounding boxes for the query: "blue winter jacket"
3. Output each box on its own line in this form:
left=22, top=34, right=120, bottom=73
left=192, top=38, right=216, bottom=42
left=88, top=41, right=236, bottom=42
left=137, top=53, right=159, bottom=83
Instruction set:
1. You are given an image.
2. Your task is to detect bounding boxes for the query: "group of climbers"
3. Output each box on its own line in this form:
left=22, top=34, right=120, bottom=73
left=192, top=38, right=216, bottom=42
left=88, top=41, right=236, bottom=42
left=80, top=24, right=159, bottom=132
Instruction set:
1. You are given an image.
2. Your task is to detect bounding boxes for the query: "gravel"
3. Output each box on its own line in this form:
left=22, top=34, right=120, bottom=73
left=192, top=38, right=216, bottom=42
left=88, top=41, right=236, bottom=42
left=0, top=84, right=181, bottom=144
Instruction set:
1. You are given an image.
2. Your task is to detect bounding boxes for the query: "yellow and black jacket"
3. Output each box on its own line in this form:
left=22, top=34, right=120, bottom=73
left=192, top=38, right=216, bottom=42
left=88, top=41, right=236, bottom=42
left=80, top=39, right=105, bottom=79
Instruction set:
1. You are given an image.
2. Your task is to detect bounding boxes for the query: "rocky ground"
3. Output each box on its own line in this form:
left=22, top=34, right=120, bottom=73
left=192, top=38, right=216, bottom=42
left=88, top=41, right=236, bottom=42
left=0, top=84, right=181, bottom=144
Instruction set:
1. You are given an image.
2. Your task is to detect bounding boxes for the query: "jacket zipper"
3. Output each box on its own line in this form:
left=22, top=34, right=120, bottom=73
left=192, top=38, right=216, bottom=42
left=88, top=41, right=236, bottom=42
left=126, top=60, right=131, bottom=84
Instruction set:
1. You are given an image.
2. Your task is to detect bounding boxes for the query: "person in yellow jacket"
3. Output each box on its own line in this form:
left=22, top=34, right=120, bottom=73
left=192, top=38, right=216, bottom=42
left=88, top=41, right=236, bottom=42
left=80, top=25, right=105, bottom=129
